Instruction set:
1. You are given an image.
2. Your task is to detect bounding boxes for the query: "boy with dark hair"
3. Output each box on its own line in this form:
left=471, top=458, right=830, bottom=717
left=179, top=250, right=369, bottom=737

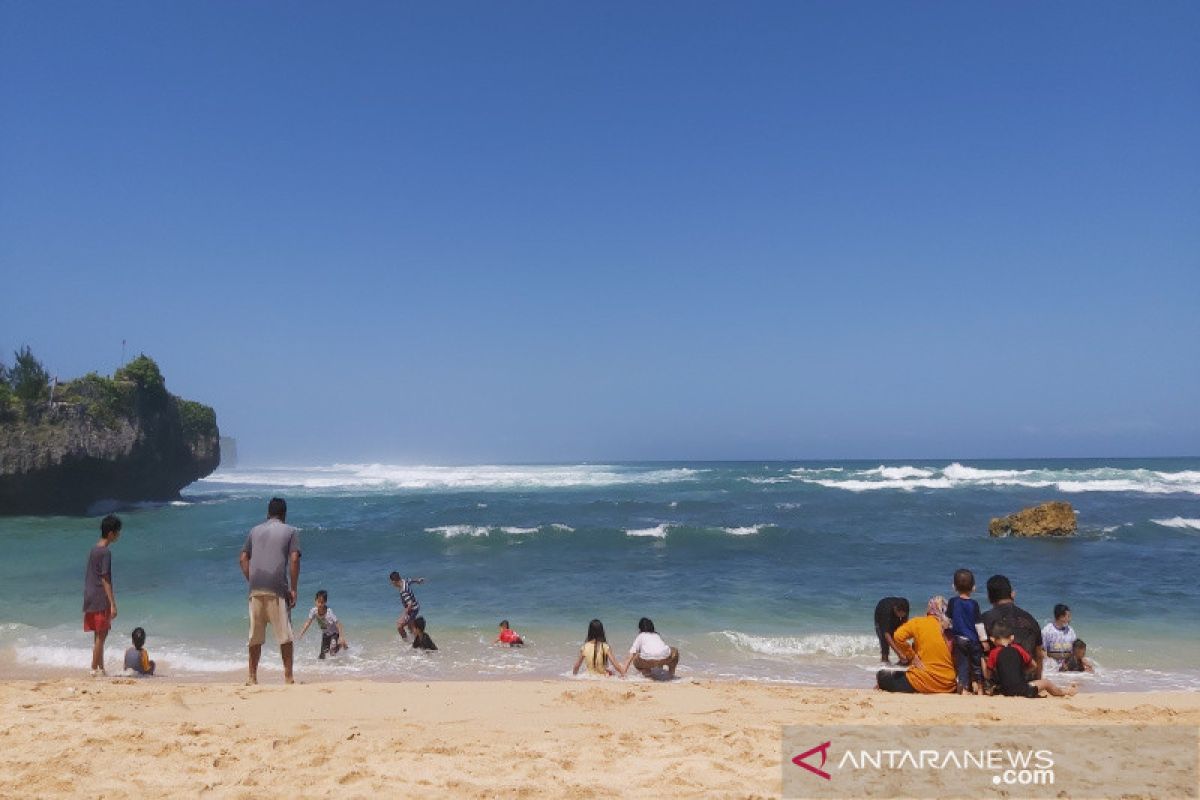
left=298, top=589, right=349, bottom=659
left=411, top=616, right=437, bottom=651
left=389, top=570, right=425, bottom=641
left=946, top=569, right=985, bottom=694
left=123, top=627, right=156, bottom=676
left=983, top=620, right=1076, bottom=698
left=1041, top=603, right=1076, bottom=664
left=873, top=597, right=911, bottom=664
left=981, top=574, right=1045, bottom=679
left=1060, top=640, right=1094, bottom=673
left=83, top=514, right=122, bottom=676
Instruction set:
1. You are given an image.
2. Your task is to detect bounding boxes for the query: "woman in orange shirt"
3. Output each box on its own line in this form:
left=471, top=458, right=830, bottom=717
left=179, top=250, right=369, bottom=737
left=876, top=596, right=958, bottom=694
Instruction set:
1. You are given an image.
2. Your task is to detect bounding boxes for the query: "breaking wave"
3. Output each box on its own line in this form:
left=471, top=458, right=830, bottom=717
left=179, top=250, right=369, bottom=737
left=793, top=463, right=1200, bottom=495
left=717, top=631, right=878, bottom=658
left=199, top=464, right=703, bottom=493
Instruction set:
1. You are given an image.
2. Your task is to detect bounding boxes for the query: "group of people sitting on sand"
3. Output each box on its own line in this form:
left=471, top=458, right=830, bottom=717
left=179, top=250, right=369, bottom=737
left=873, top=568, right=1093, bottom=698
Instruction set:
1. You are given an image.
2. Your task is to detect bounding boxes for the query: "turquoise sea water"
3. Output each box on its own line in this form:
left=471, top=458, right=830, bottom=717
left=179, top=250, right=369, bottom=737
left=1, top=459, right=1198, bottom=690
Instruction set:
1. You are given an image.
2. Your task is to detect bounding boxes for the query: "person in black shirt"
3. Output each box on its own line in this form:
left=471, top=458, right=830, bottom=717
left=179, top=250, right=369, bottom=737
left=873, top=597, right=910, bottom=664
left=981, top=575, right=1045, bottom=679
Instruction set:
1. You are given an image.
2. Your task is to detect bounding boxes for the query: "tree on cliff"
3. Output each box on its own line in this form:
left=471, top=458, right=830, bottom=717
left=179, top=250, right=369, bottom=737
left=114, top=354, right=167, bottom=397
left=10, top=346, right=50, bottom=409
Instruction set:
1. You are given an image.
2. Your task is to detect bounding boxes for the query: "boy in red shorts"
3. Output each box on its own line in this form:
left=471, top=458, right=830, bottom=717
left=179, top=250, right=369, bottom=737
left=83, top=514, right=122, bottom=676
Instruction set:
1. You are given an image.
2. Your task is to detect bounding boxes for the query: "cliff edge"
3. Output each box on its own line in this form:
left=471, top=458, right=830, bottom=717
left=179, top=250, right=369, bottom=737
left=0, top=355, right=219, bottom=515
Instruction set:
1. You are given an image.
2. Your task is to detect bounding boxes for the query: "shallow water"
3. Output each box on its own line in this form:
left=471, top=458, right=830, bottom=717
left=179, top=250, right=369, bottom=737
left=1, top=459, right=1198, bottom=690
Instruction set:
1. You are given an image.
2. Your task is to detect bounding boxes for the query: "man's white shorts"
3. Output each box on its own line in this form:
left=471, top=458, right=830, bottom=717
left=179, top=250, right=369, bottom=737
left=248, top=589, right=293, bottom=646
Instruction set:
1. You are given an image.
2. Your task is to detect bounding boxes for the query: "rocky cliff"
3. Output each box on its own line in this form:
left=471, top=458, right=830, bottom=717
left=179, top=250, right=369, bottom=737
left=0, top=357, right=219, bottom=515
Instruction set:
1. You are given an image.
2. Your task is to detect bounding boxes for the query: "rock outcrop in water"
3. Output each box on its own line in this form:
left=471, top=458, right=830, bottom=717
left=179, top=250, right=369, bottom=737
left=0, top=355, right=219, bottom=516
left=988, top=501, right=1076, bottom=537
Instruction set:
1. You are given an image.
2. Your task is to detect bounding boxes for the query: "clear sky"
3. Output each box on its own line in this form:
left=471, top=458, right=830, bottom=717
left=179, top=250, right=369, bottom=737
left=2, top=3, right=1197, bottom=463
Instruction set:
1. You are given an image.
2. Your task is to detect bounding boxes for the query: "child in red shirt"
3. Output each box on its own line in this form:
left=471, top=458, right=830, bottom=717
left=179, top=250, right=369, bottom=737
left=494, top=619, right=525, bottom=646
left=984, top=620, right=1076, bottom=698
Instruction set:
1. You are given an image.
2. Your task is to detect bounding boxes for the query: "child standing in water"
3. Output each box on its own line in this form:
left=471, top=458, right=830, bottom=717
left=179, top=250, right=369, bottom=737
left=83, top=514, right=122, bottom=677
left=298, top=589, right=349, bottom=659
left=389, top=571, right=424, bottom=641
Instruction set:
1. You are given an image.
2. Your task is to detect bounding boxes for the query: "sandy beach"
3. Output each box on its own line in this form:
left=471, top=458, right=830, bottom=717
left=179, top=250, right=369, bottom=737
left=1, top=677, right=1196, bottom=799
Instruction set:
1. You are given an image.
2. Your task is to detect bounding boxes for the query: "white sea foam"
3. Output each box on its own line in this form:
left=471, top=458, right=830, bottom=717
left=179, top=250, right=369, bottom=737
left=718, top=631, right=877, bottom=658
left=1153, top=517, right=1200, bottom=531
left=720, top=525, right=771, bottom=536
left=198, top=464, right=702, bottom=493
left=796, top=462, right=1200, bottom=495
left=626, top=524, right=671, bottom=538
left=425, top=525, right=491, bottom=538
left=425, top=523, right=575, bottom=537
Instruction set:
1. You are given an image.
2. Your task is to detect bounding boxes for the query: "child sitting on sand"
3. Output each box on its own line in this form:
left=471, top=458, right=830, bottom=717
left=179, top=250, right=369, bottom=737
left=411, top=616, right=437, bottom=651
left=984, top=620, right=1076, bottom=698
left=298, top=589, right=349, bottom=659
left=494, top=619, right=524, bottom=646
left=572, top=619, right=625, bottom=677
left=1060, top=639, right=1094, bottom=673
left=389, top=570, right=425, bottom=641
left=123, top=627, right=155, bottom=676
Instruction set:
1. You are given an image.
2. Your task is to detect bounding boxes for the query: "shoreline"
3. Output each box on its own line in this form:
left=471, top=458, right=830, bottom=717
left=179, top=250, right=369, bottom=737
left=2, top=677, right=1197, bottom=798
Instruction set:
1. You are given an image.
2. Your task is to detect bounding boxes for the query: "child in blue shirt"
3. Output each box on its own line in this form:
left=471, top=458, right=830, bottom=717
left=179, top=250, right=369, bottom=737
left=946, top=568, right=985, bottom=694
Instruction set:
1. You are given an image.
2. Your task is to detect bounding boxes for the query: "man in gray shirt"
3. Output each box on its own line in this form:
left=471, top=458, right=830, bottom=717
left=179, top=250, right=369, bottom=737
left=239, top=497, right=300, bottom=684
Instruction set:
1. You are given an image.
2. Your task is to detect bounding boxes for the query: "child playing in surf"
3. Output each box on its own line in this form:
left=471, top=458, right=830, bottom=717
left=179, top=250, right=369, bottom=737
left=494, top=619, right=524, bottom=646
left=983, top=620, right=1077, bottom=698
left=298, top=589, right=349, bottom=659
left=123, top=626, right=155, bottom=676
left=411, top=616, right=437, bottom=651
left=389, top=571, right=425, bottom=641
left=1060, top=639, right=1094, bottom=673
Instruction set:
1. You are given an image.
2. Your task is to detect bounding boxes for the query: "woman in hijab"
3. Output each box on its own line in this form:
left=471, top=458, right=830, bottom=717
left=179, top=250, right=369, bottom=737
left=876, top=596, right=958, bottom=694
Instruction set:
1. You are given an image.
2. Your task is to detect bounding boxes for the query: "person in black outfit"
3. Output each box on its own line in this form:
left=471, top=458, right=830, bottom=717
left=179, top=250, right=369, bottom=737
left=873, top=597, right=910, bottom=664
left=980, top=575, right=1045, bottom=679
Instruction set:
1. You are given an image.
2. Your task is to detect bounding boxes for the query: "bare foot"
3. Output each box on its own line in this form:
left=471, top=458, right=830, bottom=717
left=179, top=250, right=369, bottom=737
left=1065, top=683, right=1078, bottom=697
left=246, top=674, right=257, bottom=686
left=284, top=675, right=295, bottom=685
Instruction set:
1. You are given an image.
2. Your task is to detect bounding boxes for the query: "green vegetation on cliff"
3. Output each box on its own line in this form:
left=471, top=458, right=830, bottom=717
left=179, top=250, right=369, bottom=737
left=0, top=348, right=222, bottom=515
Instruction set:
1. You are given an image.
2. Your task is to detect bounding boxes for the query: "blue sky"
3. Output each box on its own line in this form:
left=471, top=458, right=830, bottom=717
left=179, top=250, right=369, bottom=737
left=2, top=3, right=1197, bottom=462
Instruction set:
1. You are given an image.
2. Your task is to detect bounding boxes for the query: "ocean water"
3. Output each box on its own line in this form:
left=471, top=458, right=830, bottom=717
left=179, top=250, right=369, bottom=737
left=1, top=459, right=1198, bottom=691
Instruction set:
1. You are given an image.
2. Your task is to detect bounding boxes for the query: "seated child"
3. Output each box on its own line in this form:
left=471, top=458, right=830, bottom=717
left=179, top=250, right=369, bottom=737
left=1059, top=639, right=1094, bottom=673
left=123, top=627, right=155, bottom=676
left=984, top=620, right=1076, bottom=698
left=946, top=568, right=985, bottom=694
left=298, top=589, right=349, bottom=659
left=1041, top=603, right=1077, bottom=664
left=494, top=619, right=524, bottom=646
left=411, top=616, right=437, bottom=651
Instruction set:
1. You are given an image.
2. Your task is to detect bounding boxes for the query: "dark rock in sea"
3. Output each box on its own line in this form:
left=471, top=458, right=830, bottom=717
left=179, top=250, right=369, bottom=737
left=0, top=356, right=219, bottom=516
left=988, top=501, right=1077, bottom=538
